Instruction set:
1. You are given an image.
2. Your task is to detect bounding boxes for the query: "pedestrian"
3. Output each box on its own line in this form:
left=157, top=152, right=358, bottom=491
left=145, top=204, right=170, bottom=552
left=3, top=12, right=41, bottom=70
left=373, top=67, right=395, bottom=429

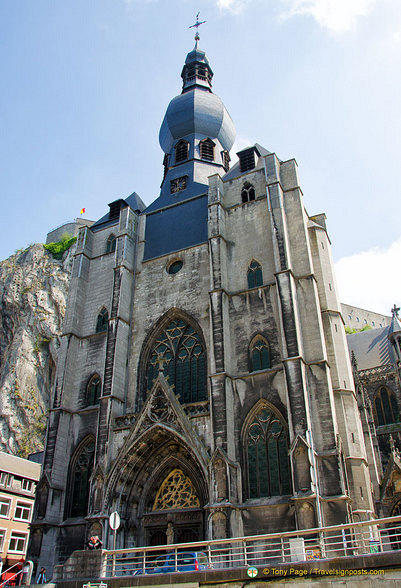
left=85, top=536, right=102, bottom=550
left=36, top=567, right=47, bottom=584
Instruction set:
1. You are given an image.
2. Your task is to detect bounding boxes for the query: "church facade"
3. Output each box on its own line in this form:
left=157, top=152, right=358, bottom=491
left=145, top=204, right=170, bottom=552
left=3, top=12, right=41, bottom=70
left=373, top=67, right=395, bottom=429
left=30, top=38, right=378, bottom=572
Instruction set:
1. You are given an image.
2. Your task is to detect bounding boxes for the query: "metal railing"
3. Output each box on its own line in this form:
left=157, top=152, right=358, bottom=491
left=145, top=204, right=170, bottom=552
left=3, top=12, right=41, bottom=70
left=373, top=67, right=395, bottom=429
left=103, top=515, right=401, bottom=577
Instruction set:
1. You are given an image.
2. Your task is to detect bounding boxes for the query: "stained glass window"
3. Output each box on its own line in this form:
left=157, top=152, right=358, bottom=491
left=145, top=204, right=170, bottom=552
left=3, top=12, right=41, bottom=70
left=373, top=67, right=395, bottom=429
left=69, top=440, right=95, bottom=518
left=374, top=387, right=399, bottom=425
left=146, top=319, right=206, bottom=403
left=153, top=469, right=200, bottom=510
left=247, top=260, right=263, bottom=288
left=246, top=407, right=291, bottom=498
left=249, top=336, right=271, bottom=372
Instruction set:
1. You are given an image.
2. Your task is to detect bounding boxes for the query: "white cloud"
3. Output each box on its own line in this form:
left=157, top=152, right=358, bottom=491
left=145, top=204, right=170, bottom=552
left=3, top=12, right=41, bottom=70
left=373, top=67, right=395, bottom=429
left=213, top=0, right=251, bottom=14
left=335, top=238, right=401, bottom=315
left=280, top=0, right=377, bottom=33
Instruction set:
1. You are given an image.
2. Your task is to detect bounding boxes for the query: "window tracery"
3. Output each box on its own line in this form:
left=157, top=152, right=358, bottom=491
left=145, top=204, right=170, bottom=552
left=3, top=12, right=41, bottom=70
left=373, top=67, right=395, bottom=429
left=241, top=182, right=255, bottom=203
left=146, top=318, right=206, bottom=404
left=152, top=469, right=200, bottom=510
left=249, top=335, right=271, bottom=372
left=245, top=406, right=291, bottom=499
left=69, top=439, right=95, bottom=518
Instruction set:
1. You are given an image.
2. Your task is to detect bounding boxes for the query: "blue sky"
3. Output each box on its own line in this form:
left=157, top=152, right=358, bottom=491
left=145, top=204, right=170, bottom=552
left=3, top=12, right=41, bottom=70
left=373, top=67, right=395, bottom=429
left=1, top=0, right=400, bottom=314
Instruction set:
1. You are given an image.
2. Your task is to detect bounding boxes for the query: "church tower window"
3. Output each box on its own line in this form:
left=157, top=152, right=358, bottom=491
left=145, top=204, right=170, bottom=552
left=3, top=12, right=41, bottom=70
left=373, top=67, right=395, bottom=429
left=222, top=150, right=230, bottom=172
left=245, top=405, right=291, bottom=498
left=146, top=318, right=207, bottom=404
left=241, top=182, right=255, bottom=203
left=238, top=148, right=256, bottom=172
left=199, top=138, right=215, bottom=161
left=247, top=260, right=263, bottom=288
left=96, top=308, right=108, bottom=333
left=249, top=335, right=271, bottom=372
left=86, top=374, right=101, bottom=406
left=374, top=387, right=399, bottom=426
left=106, top=234, right=116, bottom=254
left=67, top=438, right=95, bottom=518
left=175, top=140, right=189, bottom=163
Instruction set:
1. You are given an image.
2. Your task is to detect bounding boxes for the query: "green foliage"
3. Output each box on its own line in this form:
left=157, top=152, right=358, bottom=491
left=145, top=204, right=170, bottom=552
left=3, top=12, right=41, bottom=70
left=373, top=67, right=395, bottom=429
left=44, top=235, right=77, bottom=259
left=14, top=384, right=47, bottom=458
left=345, top=324, right=373, bottom=334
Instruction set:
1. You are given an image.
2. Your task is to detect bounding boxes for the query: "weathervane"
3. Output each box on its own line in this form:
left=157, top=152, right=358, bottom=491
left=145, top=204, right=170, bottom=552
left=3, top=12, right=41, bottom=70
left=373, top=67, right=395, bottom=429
left=189, top=12, right=206, bottom=41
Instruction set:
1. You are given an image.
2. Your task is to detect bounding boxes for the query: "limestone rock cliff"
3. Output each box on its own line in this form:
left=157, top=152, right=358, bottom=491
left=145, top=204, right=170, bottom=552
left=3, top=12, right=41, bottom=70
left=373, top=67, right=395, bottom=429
left=0, top=244, right=73, bottom=456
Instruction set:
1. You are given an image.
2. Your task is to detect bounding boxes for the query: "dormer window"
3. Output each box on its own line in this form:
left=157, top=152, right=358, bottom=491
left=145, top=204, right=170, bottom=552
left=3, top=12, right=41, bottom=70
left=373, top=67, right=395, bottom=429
left=175, top=140, right=189, bottom=164
left=238, top=148, right=256, bottom=172
left=170, top=176, right=188, bottom=194
left=200, top=138, right=215, bottom=161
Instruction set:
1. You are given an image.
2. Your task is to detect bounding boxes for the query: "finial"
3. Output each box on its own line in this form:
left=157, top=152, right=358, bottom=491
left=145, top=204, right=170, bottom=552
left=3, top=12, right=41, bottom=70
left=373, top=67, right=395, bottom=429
left=189, top=11, right=206, bottom=43
left=391, top=304, right=400, bottom=318
left=156, top=354, right=166, bottom=373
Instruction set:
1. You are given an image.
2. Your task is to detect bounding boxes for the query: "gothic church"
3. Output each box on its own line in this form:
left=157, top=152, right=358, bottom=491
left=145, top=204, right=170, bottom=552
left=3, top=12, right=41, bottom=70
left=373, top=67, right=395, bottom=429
left=31, top=36, right=380, bottom=572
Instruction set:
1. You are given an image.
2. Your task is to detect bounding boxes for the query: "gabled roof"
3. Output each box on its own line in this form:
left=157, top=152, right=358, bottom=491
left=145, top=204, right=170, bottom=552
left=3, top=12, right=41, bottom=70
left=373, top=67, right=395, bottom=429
left=91, top=191, right=146, bottom=231
left=223, top=143, right=271, bottom=181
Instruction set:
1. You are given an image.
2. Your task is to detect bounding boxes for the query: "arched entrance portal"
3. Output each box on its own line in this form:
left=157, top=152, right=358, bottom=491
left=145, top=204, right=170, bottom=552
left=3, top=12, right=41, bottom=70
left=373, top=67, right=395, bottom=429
left=142, top=467, right=204, bottom=546
left=107, top=426, right=208, bottom=548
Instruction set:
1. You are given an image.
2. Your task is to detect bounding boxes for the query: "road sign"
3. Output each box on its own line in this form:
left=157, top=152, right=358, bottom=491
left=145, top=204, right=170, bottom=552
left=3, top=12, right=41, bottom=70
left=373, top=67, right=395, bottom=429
left=109, top=511, right=120, bottom=531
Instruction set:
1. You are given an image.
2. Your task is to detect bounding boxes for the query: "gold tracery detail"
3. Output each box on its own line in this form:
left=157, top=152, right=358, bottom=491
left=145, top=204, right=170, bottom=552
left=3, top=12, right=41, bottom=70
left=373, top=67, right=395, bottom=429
left=152, top=468, right=200, bottom=511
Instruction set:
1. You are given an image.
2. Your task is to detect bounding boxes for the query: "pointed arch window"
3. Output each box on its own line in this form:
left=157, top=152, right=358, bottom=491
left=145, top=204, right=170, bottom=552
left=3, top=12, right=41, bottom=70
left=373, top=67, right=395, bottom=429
left=241, top=182, right=255, bottom=203
left=106, top=234, right=116, bottom=254
left=146, top=318, right=206, bottom=403
left=86, top=374, right=101, bottom=406
left=374, top=387, right=399, bottom=426
left=200, top=138, right=215, bottom=161
left=153, top=469, right=200, bottom=511
left=245, top=406, right=291, bottom=498
left=249, top=335, right=271, bottom=372
left=175, top=140, right=189, bottom=164
left=96, top=308, right=108, bottom=333
left=68, top=439, right=95, bottom=518
left=247, top=260, right=263, bottom=289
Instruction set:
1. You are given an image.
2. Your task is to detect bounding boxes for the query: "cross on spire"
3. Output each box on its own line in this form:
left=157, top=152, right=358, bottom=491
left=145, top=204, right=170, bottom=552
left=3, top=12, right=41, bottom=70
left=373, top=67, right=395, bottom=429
left=391, top=304, right=400, bottom=318
left=189, top=12, right=206, bottom=41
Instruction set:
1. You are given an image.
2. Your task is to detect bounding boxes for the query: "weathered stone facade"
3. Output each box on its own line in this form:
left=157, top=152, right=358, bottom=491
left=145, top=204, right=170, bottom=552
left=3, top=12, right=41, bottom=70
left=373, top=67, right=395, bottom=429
left=30, top=40, right=378, bottom=574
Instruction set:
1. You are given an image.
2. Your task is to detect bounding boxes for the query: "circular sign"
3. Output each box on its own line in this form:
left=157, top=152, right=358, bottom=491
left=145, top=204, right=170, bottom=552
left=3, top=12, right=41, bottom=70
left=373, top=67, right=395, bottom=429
left=109, top=511, right=121, bottom=531
left=247, top=566, right=258, bottom=578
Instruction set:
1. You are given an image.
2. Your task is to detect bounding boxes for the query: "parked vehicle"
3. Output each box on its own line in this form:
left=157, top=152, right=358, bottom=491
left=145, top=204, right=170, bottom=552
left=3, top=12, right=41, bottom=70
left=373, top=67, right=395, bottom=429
left=134, top=551, right=210, bottom=574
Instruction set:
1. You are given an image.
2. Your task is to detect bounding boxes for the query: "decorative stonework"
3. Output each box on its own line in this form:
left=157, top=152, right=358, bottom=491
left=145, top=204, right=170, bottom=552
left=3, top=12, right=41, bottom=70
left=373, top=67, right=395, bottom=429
left=152, top=468, right=200, bottom=510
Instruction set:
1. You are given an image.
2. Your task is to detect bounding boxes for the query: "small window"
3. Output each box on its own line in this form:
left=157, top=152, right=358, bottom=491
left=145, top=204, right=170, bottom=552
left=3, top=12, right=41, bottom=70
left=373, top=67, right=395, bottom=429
left=106, top=234, right=116, bottom=254
left=247, top=260, right=263, bottom=289
left=249, top=335, right=271, bottom=372
left=0, top=473, right=7, bottom=486
left=0, top=530, right=5, bottom=551
left=21, top=479, right=33, bottom=492
left=170, top=176, right=188, bottom=193
left=241, top=182, right=255, bottom=203
left=96, top=308, right=108, bottom=333
left=86, top=375, right=101, bottom=406
left=167, top=260, right=183, bottom=275
left=200, top=138, right=215, bottom=161
left=8, top=532, right=28, bottom=553
left=222, top=150, right=230, bottom=172
left=175, top=140, right=189, bottom=163
left=0, top=498, right=10, bottom=518
left=14, top=501, right=32, bottom=522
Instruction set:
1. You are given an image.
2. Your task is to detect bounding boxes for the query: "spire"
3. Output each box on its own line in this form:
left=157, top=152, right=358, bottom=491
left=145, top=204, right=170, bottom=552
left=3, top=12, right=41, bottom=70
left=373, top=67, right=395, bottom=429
left=182, top=13, right=213, bottom=93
